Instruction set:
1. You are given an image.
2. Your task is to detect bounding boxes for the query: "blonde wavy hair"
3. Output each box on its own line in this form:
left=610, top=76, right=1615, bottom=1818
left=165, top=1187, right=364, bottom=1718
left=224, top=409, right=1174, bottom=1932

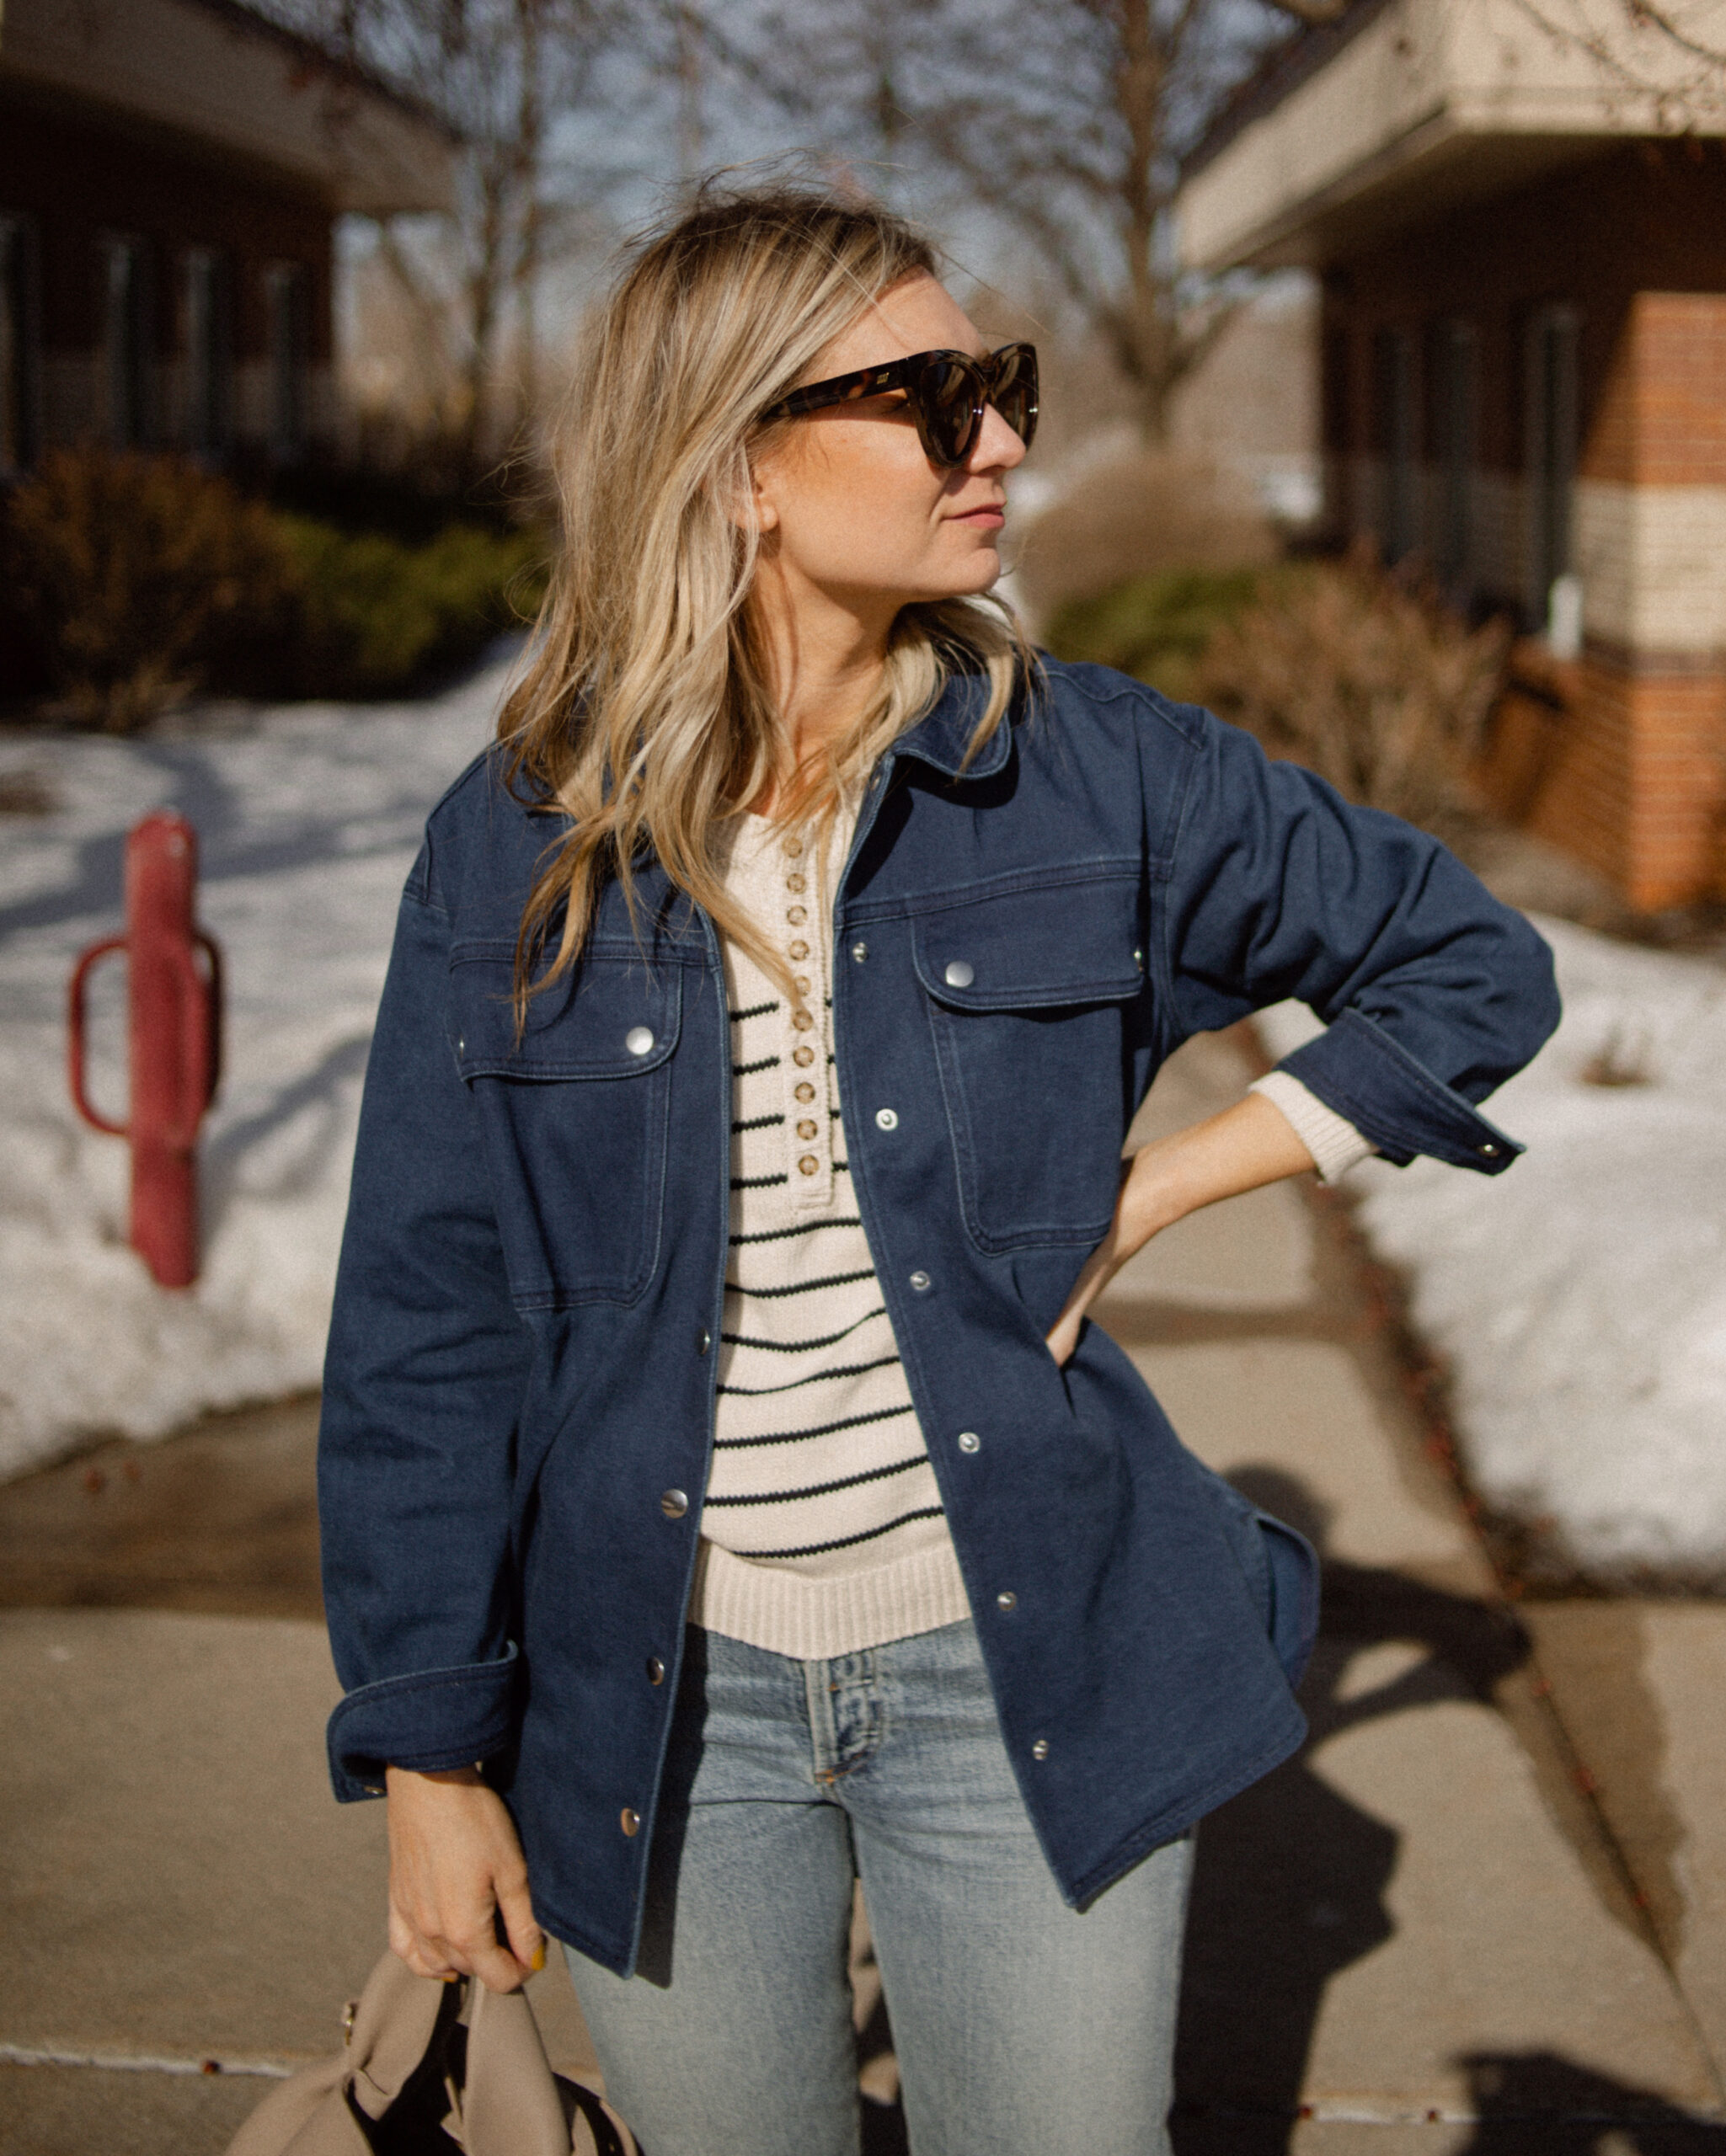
left=498, top=179, right=1034, bottom=1011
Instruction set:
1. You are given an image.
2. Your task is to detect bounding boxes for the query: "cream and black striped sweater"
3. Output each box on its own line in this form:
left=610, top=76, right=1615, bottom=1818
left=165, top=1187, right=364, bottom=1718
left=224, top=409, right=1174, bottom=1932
left=687, top=805, right=973, bottom=1661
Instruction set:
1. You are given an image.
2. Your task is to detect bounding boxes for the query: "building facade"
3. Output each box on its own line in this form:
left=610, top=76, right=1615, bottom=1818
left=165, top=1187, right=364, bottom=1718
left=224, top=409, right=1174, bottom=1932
left=1179, top=0, right=1726, bottom=910
left=0, top=0, right=452, bottom=478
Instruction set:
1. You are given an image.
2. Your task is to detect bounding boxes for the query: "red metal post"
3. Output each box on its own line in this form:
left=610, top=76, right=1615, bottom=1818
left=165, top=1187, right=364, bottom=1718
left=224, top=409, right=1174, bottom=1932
left=67, top=814, right=222, bottom=1289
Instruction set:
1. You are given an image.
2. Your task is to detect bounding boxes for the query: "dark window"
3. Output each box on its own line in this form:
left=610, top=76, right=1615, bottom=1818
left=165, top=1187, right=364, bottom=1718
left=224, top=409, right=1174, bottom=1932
left=265, top=261, right=310, bottom=459
left=182, top=249, right=232, bottom=456
left=1372, top=327, right=1417, bottom=563
left=104, top=236, right=152, bottom=448
left=1526, top=305, right=1579, bottom=625
left=0, top=215, right=38, bottom=476
left=1432, top=319, right=1478, bottom=592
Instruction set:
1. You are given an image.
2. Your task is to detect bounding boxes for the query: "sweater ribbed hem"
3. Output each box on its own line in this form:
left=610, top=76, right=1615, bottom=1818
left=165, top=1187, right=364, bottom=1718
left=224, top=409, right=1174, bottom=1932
left=688, top=1532, right=973, bottom=1660
left=1250, top=1069, right=1376, bottom=1185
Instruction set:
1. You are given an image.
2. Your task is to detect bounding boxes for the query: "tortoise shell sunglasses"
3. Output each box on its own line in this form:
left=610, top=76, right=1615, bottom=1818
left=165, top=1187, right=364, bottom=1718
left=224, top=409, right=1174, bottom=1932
left=757, top=341, right=1039, bottom=469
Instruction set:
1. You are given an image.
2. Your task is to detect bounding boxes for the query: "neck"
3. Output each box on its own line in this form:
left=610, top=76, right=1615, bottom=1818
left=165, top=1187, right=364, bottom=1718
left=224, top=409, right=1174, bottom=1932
left=748, top=557, right=898, bottom=808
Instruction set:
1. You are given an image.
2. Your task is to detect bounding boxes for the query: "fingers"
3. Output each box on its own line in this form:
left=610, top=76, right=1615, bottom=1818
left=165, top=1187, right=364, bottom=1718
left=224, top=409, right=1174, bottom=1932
left=383, top=1767, right=541, bottom=1995
left=494, top=1860, right=547, bottom=1980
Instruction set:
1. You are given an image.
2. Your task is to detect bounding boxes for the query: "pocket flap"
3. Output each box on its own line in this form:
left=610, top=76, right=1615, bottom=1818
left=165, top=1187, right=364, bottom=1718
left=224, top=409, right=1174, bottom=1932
left=450, top=947, right=682, bottom=1080
left=911, top=875, right=1143, bottom=1010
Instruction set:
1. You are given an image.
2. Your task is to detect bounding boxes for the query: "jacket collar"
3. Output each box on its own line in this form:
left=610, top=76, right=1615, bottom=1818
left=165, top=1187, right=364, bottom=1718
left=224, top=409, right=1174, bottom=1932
left=890, top=669, right=1014, bottom=782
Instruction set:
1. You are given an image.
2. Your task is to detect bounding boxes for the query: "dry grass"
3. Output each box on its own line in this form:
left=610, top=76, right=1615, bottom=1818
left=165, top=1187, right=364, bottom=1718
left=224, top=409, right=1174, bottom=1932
left=1196, top=549, right=1513, bottom=835
left=1013, top=446, right=1275, bottom=619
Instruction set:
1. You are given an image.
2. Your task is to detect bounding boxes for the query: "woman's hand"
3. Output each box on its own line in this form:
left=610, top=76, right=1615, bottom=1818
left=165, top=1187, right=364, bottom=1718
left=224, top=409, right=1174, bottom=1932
left=385, top=1764, right=545, bottom=1993
left=1045, top=1093, right=1317, bottom=1367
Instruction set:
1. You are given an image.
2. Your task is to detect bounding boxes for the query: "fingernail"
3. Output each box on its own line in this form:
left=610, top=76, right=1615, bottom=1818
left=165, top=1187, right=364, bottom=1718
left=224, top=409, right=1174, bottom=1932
left=531, top=1943, right=546, bottom=1972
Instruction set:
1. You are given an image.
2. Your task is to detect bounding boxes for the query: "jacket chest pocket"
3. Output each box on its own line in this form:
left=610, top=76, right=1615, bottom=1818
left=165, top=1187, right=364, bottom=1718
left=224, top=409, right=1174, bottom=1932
left=912, top=877, right=1144, bottom=1255
left=450, top=942, right=681, bottom=1308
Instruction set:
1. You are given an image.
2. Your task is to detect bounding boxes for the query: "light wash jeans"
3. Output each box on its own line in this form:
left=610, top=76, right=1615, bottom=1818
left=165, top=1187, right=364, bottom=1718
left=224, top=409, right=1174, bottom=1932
left=562, top=1616, right=1194, bottom=2156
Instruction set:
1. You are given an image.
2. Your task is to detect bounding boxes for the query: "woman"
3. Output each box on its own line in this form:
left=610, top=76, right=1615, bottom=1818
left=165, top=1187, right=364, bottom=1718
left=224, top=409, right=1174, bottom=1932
left=319, top=183, right=1558, bottom=2156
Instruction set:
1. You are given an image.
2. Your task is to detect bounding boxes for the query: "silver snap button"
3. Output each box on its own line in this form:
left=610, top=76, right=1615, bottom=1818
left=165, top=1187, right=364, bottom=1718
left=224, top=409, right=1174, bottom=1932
left=696, top=1327, right=711, bottom=1356
left=875, top=1107, right=898, bottom=1131
left=852, top=942, right=868, bottom=963
left=1030, top=1738, right=1049, bottom=1762
left=958, top=1431, right=981, bottom=1454
left=909, top=1270, right=931, bottom=1292
left=620, top=1806, right=641, bottom=1836
left=943, top=959, right=975, bottom=990
left=456, top=1036, right=466, bottom=1054
left=625, top=1025, right=655, bottom=1057
left=660, top=1488, right=689, bottom=1519
left=1480, top=1141, right=1500, bottom=1157
left=997, top=1589, right=1017, bottom=1610
left=1133, top=948, right=1144, bottom=967
left=646, top=1656, right=665, bottom=1686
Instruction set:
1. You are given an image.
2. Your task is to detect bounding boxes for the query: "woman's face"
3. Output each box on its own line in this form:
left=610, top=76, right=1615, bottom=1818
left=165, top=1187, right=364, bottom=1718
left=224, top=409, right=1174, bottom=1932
left=749, top=273, right=1029, bottom=616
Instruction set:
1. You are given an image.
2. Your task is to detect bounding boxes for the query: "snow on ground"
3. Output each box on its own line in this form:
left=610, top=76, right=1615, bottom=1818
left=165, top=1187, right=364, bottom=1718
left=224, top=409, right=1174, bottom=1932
left=1264, top=919, right=1726, bottom=1588
left=0, top=651, right=511, bottom=1481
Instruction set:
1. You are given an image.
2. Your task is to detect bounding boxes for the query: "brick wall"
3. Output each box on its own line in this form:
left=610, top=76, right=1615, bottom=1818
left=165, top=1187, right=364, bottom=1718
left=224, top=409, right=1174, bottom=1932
left=1322, top=144, right=1726, bottom=909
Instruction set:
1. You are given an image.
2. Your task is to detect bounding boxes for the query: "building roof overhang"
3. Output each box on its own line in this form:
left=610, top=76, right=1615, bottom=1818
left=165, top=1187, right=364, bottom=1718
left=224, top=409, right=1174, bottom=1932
left=1178, top=0, right=1726, bottom=271
left=0, top=0, right=456, bottom=216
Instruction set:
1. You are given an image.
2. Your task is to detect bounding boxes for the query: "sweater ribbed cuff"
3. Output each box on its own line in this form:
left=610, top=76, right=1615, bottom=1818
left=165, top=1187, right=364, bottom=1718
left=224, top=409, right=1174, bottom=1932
left=1249, top=1070, right=1377, bottom=1185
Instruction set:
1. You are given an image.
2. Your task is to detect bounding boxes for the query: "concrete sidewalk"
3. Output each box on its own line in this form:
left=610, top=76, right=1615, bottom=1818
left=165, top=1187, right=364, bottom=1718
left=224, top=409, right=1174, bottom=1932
left=3, top=1029, right=1724, bottom=2153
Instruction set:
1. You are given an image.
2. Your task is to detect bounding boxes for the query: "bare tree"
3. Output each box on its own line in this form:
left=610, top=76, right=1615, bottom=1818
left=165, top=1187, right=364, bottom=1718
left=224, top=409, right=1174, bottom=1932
left=286, top=0, right=612, bottom=475
left=1504, top=0, right=1726, bottom=124
left=727, top=0, right=1349, bottom=442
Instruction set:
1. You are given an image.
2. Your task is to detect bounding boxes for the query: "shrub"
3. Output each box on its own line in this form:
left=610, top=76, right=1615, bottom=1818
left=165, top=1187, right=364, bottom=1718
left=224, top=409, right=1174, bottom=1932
left=265, top=517, right=548, bottom=698
left=1, top=447, right=549, bottom=721
left=1195, top=552, right=1512, bottom=833
left=1044, top=566, right=1266, bottom=704
left=4, top=450, right=290, bottom=730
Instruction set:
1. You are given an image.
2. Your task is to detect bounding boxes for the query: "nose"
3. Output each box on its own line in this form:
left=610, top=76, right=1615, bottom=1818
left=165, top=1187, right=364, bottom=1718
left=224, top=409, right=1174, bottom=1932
left=968, top=398, right=1029, bottom=474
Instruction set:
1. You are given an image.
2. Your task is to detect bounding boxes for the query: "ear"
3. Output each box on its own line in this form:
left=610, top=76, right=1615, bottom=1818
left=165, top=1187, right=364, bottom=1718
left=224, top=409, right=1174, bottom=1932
left=743, top=451, right=781, bottom=537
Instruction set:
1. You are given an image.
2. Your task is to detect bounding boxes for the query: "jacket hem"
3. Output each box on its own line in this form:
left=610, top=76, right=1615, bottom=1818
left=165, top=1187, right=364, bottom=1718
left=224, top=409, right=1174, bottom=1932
left=1061, top=1703, right=1308, bottom=1911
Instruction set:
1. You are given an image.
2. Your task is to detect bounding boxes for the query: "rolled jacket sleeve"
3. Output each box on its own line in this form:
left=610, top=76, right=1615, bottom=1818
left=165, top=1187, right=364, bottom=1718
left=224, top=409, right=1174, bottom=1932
left=318, top=839, right=535, bottom=1800
left=1157, top=712, right=1560, bottom=1170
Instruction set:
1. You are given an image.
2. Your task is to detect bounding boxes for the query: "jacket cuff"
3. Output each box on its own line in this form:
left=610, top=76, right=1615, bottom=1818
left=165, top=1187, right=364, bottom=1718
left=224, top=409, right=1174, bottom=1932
left=326, top=1643, right=521, bottom=1802
left=1248, top=1070, right=1376, bottom=1184
left=1279, top=1007, right=1523, bottom=1173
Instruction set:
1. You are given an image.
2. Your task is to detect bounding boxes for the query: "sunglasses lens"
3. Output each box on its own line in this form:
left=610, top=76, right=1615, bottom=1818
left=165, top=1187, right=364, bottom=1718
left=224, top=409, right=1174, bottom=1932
left=991, top=346, right=1039, bottom=449
left=918, top=357, right=981, bottom=466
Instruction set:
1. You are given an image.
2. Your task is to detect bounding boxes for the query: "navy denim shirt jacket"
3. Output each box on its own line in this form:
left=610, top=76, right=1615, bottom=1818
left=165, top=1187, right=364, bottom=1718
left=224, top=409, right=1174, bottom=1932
left=319, top=657, right=1560, bottom=1978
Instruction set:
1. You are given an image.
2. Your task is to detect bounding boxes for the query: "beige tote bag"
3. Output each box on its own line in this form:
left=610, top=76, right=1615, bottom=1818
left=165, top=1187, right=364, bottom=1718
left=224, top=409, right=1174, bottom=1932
left=225, top=1949, right=637, bottom=2156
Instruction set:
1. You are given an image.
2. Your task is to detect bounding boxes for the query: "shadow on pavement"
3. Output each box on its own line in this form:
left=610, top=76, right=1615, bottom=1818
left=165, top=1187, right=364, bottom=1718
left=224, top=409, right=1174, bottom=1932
left=1173, top=1465, right=1532, bottom=2153
left=1455, top=2052, right=1726, bottom=2151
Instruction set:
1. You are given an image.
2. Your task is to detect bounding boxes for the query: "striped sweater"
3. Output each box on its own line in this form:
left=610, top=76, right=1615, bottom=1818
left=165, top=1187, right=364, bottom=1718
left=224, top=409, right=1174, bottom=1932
left=687, top=804, right=972, bottom=1661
